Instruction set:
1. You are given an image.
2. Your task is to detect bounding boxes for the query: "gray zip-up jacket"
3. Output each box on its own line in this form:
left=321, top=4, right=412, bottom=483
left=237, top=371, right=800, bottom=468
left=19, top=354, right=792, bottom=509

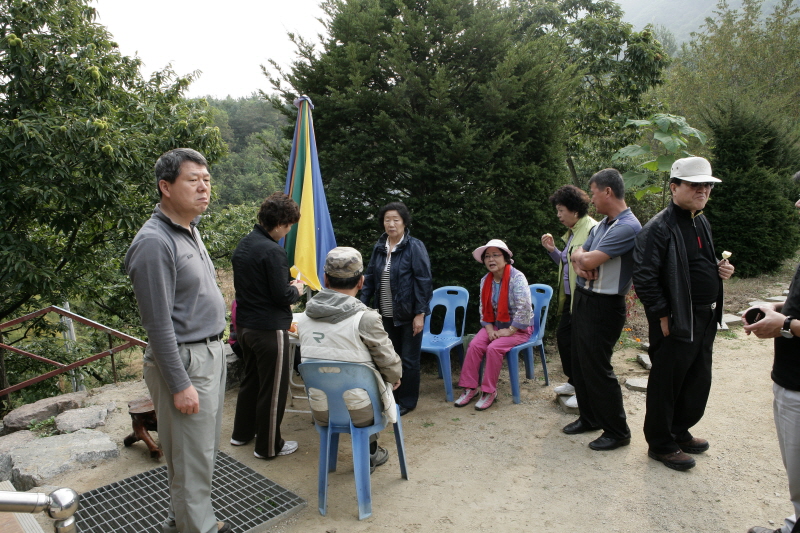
left=125, top=205, right=226, bottom=393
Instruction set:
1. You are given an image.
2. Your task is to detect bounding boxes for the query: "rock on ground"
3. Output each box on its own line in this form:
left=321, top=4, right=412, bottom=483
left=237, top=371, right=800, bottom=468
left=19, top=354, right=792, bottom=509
left=54, top=403, right=115, bottom=433
left=0, top=430, right=37, bottom=481
left=10, top=429, right=118, bottom=491
left=637, top=353, right=652, bottom=370
left=2, top=392, right=88, bottom=433
left=625, top=377, right=649, bottom=392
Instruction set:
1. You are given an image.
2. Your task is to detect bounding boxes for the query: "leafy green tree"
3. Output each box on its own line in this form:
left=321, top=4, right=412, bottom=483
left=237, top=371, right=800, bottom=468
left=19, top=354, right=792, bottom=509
left=611, top=113, right=707, bottom=210
left=267, top=0, right=577, bottom=322
left=209, top=130, right=287, bottom=206
left=206, top=94, right=286, bottom=151
left=0, top=0, right=225, bottom=327
left=662, top=0, right=800, bottom=126
left=702, top=102, right=800, bottom=277
left=511, top=0, right=670, bottom=187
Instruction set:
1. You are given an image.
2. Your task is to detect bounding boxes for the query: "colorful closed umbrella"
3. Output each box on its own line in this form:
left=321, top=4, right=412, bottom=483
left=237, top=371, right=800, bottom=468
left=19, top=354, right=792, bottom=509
left=282, top=95, right=336, bottom=291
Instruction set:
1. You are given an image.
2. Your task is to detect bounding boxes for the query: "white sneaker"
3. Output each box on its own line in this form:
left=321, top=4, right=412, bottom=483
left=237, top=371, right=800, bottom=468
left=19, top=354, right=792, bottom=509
left=554, top=383, right=575, bottom=395
left=278, top=440, right=299, bottom=456
left=230, top=438, right=248, bottom=446
left=564, top=395, right=578, bottom=408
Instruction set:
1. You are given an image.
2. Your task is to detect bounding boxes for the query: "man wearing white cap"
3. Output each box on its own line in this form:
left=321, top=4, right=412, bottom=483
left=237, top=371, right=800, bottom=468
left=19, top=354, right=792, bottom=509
left=633, top=156, right=735, bottom=471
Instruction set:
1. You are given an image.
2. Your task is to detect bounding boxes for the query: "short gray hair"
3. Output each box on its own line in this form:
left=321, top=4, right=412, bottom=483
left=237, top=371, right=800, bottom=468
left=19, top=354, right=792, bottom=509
left=154, top=148, right=208, bottom=196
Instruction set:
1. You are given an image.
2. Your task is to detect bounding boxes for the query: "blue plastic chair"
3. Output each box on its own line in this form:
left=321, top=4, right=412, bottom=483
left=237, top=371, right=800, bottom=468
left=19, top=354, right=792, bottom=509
left=504, top=284, right=553, bottom=403
left=297, top=361, right=409, bottom=520
left=420, top=286, right=469, bottom=402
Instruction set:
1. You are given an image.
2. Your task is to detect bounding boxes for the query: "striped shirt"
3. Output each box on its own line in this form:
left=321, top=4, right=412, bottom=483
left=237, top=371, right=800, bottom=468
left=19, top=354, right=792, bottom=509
left=577, top=208, right=641, bottom=295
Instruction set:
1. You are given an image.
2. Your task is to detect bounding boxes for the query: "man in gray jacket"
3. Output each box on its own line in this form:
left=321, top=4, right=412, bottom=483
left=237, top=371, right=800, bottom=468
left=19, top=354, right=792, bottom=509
left=125, top=148, right=229, bottom=533
left=298, top=247, right=402, bottom=470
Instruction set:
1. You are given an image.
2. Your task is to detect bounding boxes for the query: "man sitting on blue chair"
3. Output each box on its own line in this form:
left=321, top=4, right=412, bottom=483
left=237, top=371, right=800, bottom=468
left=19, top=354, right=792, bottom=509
left=297, top=246, right=402, bottom=473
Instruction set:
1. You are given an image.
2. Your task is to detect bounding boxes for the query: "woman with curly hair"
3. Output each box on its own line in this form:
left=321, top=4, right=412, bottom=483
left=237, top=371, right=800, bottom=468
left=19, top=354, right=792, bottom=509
left=541, top=185, right=597, bottom=408
left=230, top=192, right=305, bottom=458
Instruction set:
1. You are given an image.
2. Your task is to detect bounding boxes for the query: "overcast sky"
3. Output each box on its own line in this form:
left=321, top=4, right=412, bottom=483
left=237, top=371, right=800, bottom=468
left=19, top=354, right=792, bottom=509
left=93, top=0, right=327, bottom=99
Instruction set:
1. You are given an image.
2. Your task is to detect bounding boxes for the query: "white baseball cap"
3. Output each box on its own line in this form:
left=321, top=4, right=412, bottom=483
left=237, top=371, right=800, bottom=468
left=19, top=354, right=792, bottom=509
left=670, top=157, right=721, bottom=183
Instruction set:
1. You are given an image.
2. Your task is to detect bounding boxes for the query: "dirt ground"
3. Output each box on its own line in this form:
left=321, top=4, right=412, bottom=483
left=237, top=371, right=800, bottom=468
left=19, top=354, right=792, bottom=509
left=38, top=323, right=791, bottom=533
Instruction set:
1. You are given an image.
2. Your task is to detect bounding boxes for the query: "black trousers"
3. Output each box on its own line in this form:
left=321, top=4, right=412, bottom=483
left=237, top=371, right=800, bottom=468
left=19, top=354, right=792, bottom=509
left=383, top=317, right=422, bottom=410
left=231, top=328, right=291, bottom=458
left=644, top=307, right=716, bottom=454
left=571, top=287, right=630, bottom=440
left=556, top=294, right=574, bottom=385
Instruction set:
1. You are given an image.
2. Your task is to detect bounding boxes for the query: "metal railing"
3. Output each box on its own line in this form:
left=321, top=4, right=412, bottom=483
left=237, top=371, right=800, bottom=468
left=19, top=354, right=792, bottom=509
left=0, top=487, right=79, bottom=532
left=0, top=306, right=147, bottom=398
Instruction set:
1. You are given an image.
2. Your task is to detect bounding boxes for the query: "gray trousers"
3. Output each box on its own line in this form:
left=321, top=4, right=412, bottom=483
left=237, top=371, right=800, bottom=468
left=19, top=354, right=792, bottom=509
left=774, top=382, right=800, bottom=533
left=144, top=339, right=227, bottom=533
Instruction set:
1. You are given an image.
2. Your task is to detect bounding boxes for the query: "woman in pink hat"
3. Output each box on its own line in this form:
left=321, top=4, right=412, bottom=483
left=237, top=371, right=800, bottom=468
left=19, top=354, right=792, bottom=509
left=455, top=240, right=533, bottom=410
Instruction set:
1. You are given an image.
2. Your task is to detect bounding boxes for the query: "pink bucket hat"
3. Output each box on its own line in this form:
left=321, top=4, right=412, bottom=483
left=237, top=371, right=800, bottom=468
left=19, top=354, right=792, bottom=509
left=472, top=239, right=514, bottom=264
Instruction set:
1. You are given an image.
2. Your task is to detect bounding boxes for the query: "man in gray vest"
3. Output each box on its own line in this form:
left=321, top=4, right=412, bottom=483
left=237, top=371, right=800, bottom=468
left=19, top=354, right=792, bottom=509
left=126, top=148, right=229, bottom=533
left=297, top=247, right=402, bottom=470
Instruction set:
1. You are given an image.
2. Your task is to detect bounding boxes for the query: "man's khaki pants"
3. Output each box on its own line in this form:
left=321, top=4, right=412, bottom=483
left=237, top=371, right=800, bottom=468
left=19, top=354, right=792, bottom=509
left=143, top=339, right=226, bottom=533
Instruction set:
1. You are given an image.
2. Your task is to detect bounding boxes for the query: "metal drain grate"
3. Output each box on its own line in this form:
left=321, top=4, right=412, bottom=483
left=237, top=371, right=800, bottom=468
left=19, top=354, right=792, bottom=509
left=74, top=452, right=306, bottom=533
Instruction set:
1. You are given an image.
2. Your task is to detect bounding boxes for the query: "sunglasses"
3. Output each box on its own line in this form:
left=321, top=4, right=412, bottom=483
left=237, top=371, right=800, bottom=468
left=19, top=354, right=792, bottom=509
left=683, top=181, right=715, bottom=190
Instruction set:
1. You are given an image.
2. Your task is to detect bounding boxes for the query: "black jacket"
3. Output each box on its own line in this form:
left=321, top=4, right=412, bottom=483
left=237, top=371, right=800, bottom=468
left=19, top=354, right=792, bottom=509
left=632, top=202, right=723, bottom=342
left=360, top=229, right=433, bottom=326
left=232, top=224, right=301, bottom=330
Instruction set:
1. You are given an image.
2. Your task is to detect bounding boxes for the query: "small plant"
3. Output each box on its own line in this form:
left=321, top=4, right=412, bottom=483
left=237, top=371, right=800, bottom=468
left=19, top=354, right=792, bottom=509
left=451, top=418, right=460, bottom=422
left=28, top=416, right=57, bottom=438
left=422, top=422, right=435, bottom=428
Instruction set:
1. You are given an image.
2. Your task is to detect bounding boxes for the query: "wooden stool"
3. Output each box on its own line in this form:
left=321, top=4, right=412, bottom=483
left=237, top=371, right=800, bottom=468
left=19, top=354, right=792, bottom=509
left=123, top=397, right=162, bottom=460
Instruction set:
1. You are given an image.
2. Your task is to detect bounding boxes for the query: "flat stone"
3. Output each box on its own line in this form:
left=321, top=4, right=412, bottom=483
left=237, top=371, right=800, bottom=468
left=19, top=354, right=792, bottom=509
left=557, top=395, right=579, bottom=414
left=767, top=296, right=787, bottom=302
left=10, top=429, right=118, bottom=491
left=717, top=321, right=729, bottom=331
left=785, top=290, right=790, bottom=295
left=625, top=378, right=648, bottom=392
left=637, top=353, right=652, bottom=370
left=722, top=314, right=743, bottom=327
left=749, top=301, right=773, bottom=308
left=54, top=404, right=113, bottom=433
left=640, top=341, right=650, bottom=350
left=0, top=431, right=37, bottom=481
left=2, top=392, right=88, bottom=433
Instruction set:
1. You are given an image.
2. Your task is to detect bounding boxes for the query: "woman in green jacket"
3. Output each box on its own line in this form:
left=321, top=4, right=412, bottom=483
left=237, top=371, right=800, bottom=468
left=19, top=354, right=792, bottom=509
left=541, top=185, right=597, bottom=408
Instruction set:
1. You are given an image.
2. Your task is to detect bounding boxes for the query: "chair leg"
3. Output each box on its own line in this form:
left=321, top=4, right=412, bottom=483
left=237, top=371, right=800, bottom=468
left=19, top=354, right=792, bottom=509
left=440, top=350, right=453, bottom=402
left=317, top=426, right=331, bottom=516
left=351, top=426, right=373, bottom=520
left=537, top=344, right=549, bottom=385
left=328, top=432, right=340, bottom=472
left=523, top=347, right=535, bottom=380
left=393, top=405, right=409, bottom=480
left=506, top=350, right=521, bottom=404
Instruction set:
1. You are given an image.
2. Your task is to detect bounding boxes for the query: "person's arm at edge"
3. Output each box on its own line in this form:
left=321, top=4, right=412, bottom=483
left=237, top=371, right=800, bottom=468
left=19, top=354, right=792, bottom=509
left=359, top=244, right=378, bottom=306
left=126, top=234, right=197, bottom=412
left=411, top=238, right=433, bottom=335
left=359, top=310, right=402, bottom=387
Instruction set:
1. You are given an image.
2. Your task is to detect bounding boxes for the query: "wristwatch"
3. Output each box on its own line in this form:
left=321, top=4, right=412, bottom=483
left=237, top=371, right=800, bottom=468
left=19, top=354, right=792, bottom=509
left=781, top=316, right=795, bottom=338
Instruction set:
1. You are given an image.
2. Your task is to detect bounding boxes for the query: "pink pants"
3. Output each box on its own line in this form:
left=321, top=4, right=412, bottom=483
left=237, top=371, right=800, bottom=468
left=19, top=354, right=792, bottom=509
left=458, top=326, right=532, bottom=394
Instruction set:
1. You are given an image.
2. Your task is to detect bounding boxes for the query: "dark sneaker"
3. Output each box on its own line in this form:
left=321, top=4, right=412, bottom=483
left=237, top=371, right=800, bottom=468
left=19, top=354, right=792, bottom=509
left=648, top=449, right=696, bottom=471
left=676, top=437, right=709, bottom=454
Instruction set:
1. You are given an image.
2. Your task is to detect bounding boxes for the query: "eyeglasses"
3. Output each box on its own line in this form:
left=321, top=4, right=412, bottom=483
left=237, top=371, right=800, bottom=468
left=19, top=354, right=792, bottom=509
left=685, top=182, right=715, bottom=190
left=484, top=253, right=505, bottom=260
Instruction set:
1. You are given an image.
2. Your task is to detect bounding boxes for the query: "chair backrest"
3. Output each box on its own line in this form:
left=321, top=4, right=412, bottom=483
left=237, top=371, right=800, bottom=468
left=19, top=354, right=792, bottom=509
left=423, top=286, right=469, bottom=338
left=298, top=361, right=383, bottom=429
left=529, top=284, right=553, bottom=344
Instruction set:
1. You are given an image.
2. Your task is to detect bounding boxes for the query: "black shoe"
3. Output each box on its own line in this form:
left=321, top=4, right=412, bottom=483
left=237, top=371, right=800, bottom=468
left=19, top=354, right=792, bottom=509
left=589, top=435, right=631, bottom=451
left=369, top=445, right=389, bottom=474
left=562, top=418, right=601, bottom=435
left=217, top=521, right=232, bottom=533
left=398, top=406, right=412, bottom=416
